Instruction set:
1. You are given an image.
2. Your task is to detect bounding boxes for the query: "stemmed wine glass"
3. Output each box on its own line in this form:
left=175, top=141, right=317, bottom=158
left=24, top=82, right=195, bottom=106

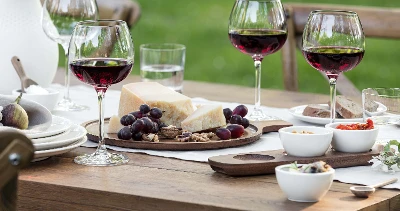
left=302, top=10, right=365, bottom=123
left=69, top=20, right=134, bottom=166
left=228, top=0, right=287, bottom=121
left=42, top=0, right=98, bottom=111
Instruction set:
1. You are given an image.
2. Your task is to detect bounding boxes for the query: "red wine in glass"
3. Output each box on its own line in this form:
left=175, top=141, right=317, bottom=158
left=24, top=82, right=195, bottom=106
left=302, top=46, right=364, bottom=79
left=70, top=58, right=133, bottom=88
left=229, top=29, right=287, bottom=58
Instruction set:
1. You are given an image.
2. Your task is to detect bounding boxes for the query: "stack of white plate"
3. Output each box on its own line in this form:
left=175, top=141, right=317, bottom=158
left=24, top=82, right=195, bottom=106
left=24, top=115, right=87, bottom=161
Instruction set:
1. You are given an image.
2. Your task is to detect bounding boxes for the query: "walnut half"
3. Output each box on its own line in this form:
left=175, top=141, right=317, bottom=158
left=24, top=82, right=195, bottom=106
left=159, top=125, right=182, bottom=139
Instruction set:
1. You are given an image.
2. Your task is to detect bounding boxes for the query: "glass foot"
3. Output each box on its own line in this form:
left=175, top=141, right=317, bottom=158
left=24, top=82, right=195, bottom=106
left=74, top=151, right=129, bottom=166
left=55, top=98, right=89, bottom=111
left=247, top=108, right=281, bottom=121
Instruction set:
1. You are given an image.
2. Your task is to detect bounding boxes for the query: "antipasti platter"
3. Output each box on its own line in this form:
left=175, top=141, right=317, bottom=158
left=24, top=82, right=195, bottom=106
left=83, top=119, right=292, bottom=150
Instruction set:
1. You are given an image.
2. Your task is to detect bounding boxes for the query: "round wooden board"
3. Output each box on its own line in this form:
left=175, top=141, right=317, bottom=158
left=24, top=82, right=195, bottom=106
left=82, top=118, right=263, bottom=151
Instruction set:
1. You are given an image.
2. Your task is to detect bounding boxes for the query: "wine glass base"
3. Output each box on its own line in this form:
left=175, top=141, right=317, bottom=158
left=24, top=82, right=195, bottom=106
left=74, top=151, right=129, bottom=166
left=55, top=99, right=89, bottom=111
left=247, top=109, right=281, bottom=121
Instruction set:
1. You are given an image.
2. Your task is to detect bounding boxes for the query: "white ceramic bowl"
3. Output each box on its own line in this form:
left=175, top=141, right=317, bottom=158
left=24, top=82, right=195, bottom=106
left=325, top=122, right=379, bottom=153
left=275, top=164, right=335, bottom=202
left=12, top=88, right=60, bottom=111
left=278, top=126, right=333, bottom=157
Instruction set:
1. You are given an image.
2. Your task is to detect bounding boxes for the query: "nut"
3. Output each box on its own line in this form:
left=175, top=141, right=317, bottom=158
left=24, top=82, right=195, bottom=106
left=176, top=134, right=191, bottom=142
left=159, top=125, right=182, bottom=139
left=190, top=132, right=215, bottom=142
left=142, top=133, right=159, bottom=142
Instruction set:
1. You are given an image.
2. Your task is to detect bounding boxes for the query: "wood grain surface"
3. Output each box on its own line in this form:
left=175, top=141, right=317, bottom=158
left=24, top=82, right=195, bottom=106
left=16, top=70, right=400, bottom=211
left=84, top=118, right=264, bottom=151
left=208, top=146, right=381, bottom=176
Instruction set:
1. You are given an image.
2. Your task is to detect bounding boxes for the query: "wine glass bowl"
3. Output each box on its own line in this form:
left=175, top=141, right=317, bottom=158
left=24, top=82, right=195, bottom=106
left=302, top=10, right=365, bottom=123
left=69, top=20, right=134, bottom=166
left=42, top=0, right=98, bottom=111
left=228, top=0, right=287, bottom=121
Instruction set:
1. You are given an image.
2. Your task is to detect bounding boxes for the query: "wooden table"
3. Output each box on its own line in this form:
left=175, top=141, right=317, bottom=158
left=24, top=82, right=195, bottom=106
left=17, top=71, right=400, bottom=211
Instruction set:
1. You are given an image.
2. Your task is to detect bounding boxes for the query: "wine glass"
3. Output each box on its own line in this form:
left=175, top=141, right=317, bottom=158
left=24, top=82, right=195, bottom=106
left=69, top=20, right=134, bottom=166
left=42, top=0, right=98, bottom=111
left=302, top=10, right=365, bottom=123
left=228, top=0, right=287, bottom=121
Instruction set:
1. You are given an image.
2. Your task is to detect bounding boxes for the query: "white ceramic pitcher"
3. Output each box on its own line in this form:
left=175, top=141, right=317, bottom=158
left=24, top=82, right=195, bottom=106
left=0, top=0, right=59, bottom=94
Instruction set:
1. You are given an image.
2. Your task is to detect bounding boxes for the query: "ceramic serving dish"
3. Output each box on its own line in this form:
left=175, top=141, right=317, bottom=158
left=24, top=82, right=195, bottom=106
left=0, top=94, right=52, bottom=132
left=12, top=88, right=60, bottom=111
left=275, top=164, right=335, bottom=202
left=278, top=126, right=333, bottom=157
left=325, top=122, right=378, bottom=153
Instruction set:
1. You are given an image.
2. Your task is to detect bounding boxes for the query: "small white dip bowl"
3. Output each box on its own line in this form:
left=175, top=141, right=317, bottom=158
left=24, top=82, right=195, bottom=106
left=275, top=164, right=335, bottom=202
left=278, top=126, right=333, bottom=157
left=12, top=88, right=60, bottom=111
left=325, top=122, right=379, bottom=153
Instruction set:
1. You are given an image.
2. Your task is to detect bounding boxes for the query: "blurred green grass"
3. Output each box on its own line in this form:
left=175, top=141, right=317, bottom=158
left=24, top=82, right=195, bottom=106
left=60, top=0, right=400, bottom=94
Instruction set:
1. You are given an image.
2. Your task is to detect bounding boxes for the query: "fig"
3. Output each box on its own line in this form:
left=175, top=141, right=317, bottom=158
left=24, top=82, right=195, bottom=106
left=1, top=93, right=29, bottom=129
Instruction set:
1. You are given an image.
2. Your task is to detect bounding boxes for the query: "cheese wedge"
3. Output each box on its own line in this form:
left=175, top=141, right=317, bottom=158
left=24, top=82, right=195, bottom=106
left=181, top=104, right=226, bottom=132
left=118, top=82, right=194, bottom=127
left=107, top=115, right=123, bottom=133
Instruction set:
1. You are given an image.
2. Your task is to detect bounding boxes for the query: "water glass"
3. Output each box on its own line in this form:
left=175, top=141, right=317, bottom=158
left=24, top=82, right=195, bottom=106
left=362, top=88, right=400, bottom=125
left=140, top=43, right=186, bottom=93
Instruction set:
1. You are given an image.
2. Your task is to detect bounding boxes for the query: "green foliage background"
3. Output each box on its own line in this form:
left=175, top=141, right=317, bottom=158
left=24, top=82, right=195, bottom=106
left=60, top=0, right=400, bottom=94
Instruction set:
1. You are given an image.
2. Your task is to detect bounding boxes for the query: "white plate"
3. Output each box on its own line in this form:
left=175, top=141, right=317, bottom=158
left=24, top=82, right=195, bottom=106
left=31, top=129, right=69, bottom=144
left=33, top=136, right=87, bottom=161
left=365, top=102, right=388, bottom=116
left=289, top=104, right=363, bottom=125
left=33, top=124, right=87, bottom=150
left=26, top=115, right=72, bottom=139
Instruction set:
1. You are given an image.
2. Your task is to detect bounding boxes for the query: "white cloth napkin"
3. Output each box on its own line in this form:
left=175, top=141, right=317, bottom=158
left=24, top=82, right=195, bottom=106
left=52, top=84, right=400, bottom=189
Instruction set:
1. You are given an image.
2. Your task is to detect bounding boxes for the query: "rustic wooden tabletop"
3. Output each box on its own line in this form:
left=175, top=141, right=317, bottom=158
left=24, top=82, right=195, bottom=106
left=17, top=70, right=400, bottom=211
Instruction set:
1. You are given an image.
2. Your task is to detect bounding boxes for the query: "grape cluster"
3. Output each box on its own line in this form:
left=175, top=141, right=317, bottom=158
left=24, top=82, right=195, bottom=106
left=223, top=104, right=249, bottom=128
left=216, top=105, right=249, bottom=140
left=216, top=124, right=245, bottom=140
left=117, top=104, right=165, bottom=140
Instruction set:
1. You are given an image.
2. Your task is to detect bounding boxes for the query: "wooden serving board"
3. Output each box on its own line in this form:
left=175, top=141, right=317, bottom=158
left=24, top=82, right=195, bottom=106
left=208, top=144, right=382, bottom=176
left=82, top=118, right=292, bottom=151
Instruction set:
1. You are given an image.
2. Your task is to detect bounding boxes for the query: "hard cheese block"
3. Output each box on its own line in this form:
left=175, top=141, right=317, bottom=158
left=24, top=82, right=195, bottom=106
left=118, top=82, right=194, bottom=127
left=181, top=104, right=226, bottom=132
left=107, top=115, right=123, bottom=134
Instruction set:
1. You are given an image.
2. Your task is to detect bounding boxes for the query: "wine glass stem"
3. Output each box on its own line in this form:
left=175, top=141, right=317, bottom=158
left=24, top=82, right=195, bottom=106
left=96, top=88, right=107, bottom=152
left=329, top=78, right=337, bottom=123
left=61, top=43, right=71, bottom=102
left=254, top=59, right=262, bottom=111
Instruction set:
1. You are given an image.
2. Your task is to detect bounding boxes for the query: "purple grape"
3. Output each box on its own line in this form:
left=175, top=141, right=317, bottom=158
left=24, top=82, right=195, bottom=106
left=241, top=118, right=250, bottom=129
left=150, top=107, right=163, bottom=119
left=149, top=117, right=161, bottom=125
left=230, top=114, right=243, bottom=125
left=141, top=117, right=153, bottom=133
left=120, top=115, right=128, bottom=126
left=117, top=126, right=132, bottom=140
left=232, top=105, right=248, bottom=117
left=140, top=104, right=151, bottom=114
left=120, top=115, right=135, bottom=126
left=125, top=114, right=136, bottom=125
left=151, top=122, right=159, bottom=133
left=216, top=128, right=231, bottom=140
left=130, top=111, right=143, bottom=119
left=132, top=132, right=143, bottom=141
left=131, top=119, right=144, bottom=134
left=226, top=124, right=245, bottom=139
left=223, top=108, right=232, bottom=122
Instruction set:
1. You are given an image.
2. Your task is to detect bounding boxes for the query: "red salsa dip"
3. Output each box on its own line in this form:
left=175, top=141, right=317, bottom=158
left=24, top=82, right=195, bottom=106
left=335, top=119, right=374, bottom=130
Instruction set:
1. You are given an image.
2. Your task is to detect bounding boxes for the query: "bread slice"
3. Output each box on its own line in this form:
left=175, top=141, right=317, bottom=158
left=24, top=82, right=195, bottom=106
left=302, top=104, right=331, bottom=118
left=334, top=96, right=363, bottom=119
